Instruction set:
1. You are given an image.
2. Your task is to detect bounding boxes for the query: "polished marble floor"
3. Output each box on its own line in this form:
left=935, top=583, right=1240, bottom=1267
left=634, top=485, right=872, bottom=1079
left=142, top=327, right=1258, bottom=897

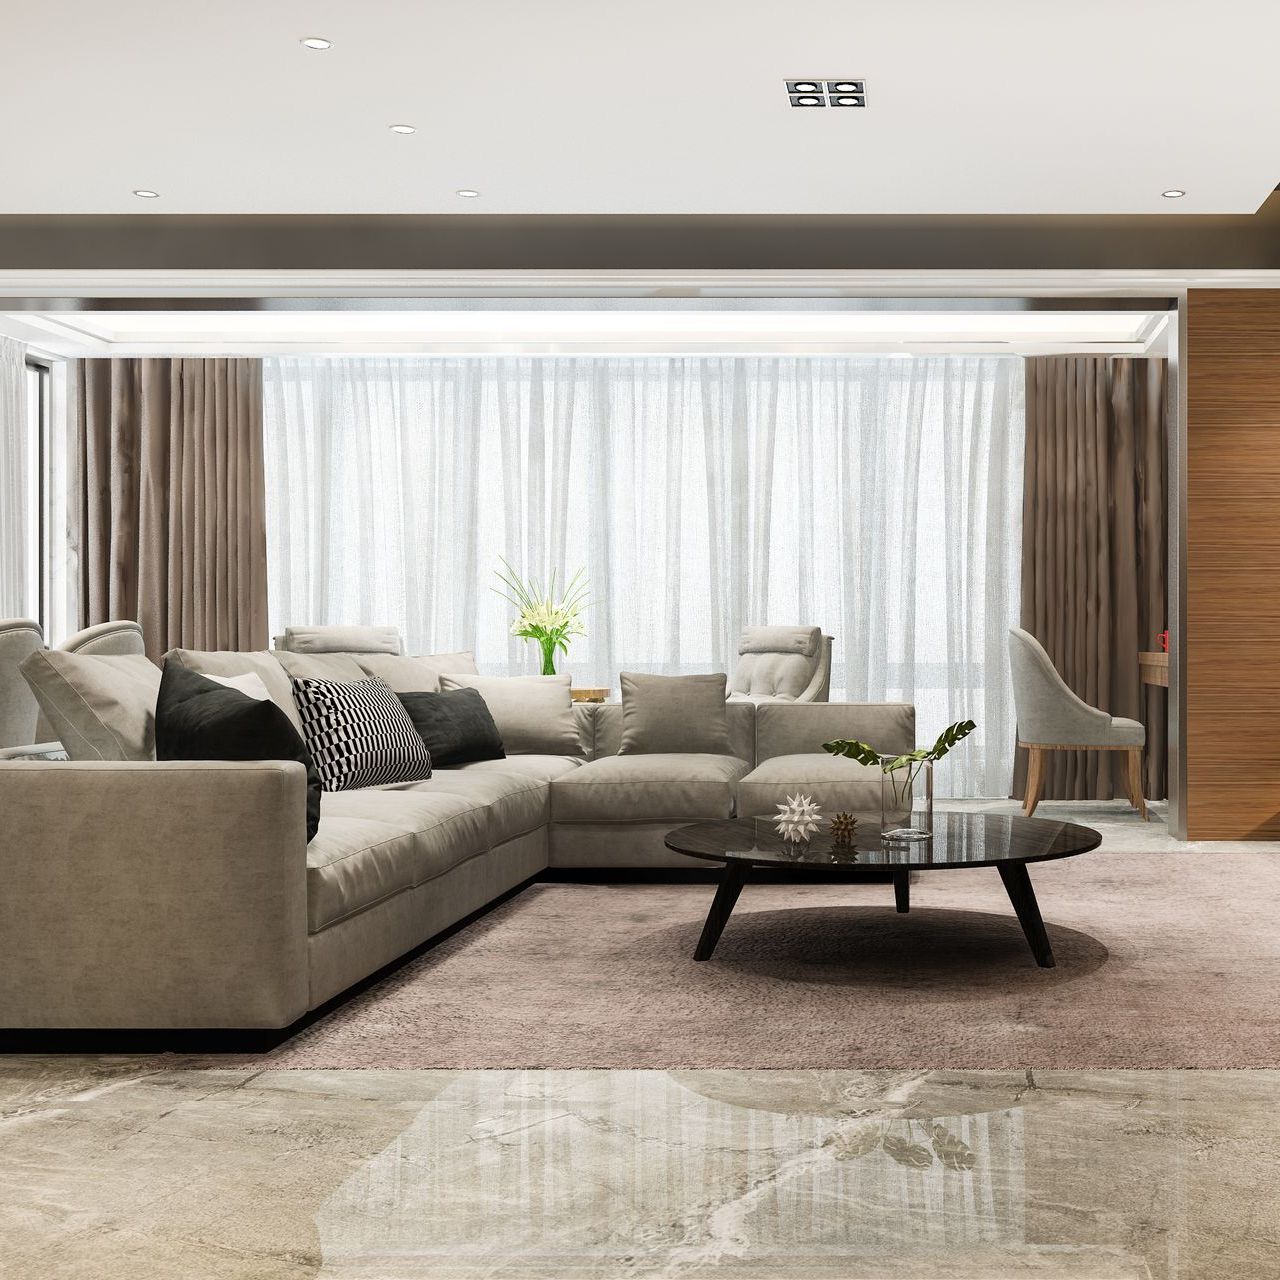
left=2, top=1059, right=1278, bottom=1279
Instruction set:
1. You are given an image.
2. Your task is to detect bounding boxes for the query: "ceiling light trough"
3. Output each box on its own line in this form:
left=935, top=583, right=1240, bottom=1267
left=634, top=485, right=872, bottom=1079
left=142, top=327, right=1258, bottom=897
left=787, top=79, right=866, bottom=107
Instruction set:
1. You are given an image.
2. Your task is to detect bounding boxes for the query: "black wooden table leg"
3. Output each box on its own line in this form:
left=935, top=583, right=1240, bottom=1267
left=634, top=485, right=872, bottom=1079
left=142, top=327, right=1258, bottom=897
left=694, top=860, right=750, bottom=961
left=893, top=868, right=910, bottom=913
left=997, top=861, right=1055, bottom=968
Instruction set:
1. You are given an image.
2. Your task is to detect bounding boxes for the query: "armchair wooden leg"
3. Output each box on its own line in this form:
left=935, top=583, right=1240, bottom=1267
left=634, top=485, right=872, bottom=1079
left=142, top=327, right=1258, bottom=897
left=1022, top=746, right=1046, bottom=818
left=1125, top=746, right=1148, bottom=821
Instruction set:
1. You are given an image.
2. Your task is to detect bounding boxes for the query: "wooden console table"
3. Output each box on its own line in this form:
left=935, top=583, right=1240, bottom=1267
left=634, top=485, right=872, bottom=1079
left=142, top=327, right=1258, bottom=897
left=1138, top=651, right=1168, bottom=688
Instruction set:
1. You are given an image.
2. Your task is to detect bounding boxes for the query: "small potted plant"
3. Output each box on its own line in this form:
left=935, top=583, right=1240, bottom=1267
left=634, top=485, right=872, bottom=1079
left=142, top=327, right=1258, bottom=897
left=823, top=720, right=975, bottom=842
left=493, top=559, right=589, bottom=676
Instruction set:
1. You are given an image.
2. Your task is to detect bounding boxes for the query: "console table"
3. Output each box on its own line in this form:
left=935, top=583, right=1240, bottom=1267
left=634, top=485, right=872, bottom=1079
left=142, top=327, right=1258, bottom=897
left=1139, top=651, right=1168, bottom=688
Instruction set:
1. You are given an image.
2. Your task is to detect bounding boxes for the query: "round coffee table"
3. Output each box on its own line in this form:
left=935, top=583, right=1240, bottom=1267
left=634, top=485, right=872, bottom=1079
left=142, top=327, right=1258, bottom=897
left=663, top=812, right=1101, bottom=968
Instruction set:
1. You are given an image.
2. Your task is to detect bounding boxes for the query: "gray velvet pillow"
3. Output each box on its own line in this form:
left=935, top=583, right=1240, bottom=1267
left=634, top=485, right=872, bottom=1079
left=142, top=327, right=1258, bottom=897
left=618, top=672, right=732, bottom=755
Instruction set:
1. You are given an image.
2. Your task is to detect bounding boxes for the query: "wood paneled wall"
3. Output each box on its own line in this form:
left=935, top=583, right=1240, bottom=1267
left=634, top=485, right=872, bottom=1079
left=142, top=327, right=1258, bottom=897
left=1185, top=290, right=1280, bottom=838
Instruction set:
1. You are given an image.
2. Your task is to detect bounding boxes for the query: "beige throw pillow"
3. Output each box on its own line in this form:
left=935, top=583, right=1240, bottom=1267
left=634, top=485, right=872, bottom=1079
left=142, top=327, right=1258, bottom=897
left=618, top=672, right=732, bottom=755
left=438, top=673, right=580, bottom=756
left=20, top=650, right=162, bottom=760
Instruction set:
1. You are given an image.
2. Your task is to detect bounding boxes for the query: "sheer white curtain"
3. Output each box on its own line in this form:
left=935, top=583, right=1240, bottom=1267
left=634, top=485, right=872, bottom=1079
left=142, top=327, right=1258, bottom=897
left=264, top=356, right=1023, bottom=795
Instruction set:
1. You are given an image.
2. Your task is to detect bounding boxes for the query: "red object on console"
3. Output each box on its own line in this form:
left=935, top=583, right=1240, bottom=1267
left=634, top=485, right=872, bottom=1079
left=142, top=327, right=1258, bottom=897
left=1159, top=630, right=1169, bottom=652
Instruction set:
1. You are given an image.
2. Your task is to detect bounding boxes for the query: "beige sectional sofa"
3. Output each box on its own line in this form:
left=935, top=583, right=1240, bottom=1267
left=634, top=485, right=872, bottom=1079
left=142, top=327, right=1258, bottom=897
left=0, top=647, right=913, bottom=1031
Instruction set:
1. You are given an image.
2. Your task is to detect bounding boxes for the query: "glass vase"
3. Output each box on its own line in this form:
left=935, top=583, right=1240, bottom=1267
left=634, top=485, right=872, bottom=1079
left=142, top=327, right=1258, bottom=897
left=538, top=637, right=558, bottom=676
left=881, top=759, right=933, bottom=842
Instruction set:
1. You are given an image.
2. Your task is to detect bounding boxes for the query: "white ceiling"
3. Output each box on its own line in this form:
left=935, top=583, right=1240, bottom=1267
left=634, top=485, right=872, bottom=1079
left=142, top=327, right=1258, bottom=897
left=1, top=1, right=1276, bottom=215
left=0, top=308, right=1169, bottom=357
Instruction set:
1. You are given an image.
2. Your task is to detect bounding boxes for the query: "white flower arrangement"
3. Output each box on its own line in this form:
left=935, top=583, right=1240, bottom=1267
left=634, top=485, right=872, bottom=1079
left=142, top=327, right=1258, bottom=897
left=494, top=558, right=589, bottom=676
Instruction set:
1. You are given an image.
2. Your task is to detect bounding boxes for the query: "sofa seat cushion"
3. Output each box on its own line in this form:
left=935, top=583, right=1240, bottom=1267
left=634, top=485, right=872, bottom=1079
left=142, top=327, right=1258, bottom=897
left=551, top=753, right=749, bottom=823
left=454, top=754, right=584, bottom=783
left=307, top=790, right=488, bottom=932
left=737, top=753, right=882, bottom=819
left=419, top=769, right=550, bottom=844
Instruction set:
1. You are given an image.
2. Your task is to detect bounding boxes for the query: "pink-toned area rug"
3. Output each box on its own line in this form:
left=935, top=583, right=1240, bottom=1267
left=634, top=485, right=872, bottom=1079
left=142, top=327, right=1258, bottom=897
left=195, top=852, right=1280, bottom=1070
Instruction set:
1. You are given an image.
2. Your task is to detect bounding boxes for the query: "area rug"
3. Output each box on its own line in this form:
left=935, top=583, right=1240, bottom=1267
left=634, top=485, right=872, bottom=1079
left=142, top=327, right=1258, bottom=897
left=196, top=852, right=1280, bottom=1070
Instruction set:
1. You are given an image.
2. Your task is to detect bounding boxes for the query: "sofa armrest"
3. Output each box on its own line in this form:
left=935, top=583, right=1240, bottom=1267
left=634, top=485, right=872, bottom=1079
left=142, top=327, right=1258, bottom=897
left=754, top=702, right=916, bottom=763
left=0, top=760, right=309, bottom=1029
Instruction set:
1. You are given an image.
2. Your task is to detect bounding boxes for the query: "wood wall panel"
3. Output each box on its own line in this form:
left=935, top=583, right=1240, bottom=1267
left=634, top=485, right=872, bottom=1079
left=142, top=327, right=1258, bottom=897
left=1186, top=290, right=1280, bottom=838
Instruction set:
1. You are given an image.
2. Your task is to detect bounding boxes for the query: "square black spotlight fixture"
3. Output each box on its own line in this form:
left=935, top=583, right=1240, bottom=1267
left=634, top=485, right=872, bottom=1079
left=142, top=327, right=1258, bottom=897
left=786, top=78, right=867, bottom=108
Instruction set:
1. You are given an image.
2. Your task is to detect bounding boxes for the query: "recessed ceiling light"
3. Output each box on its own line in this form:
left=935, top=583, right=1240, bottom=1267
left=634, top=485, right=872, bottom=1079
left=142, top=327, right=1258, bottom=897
left=300, top=36, right=332, bottom=50
left=1162, top=188, right=1186, bottom=199
left=456, top=189, right=481, bottom=198
left=786, top=78, right=867, bottom=108
left=389, top=124, right=416, bottom=134
left=132, top=189, right=159, bottom=199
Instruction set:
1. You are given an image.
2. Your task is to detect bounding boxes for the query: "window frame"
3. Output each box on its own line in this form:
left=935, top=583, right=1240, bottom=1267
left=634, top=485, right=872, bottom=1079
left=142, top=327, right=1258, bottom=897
left=23, top=356, right=50, bottom=635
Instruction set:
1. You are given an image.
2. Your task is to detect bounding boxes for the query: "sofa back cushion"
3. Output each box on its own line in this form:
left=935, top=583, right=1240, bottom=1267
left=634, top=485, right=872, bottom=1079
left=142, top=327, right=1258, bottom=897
left=617, top=672, right=732, bottom=754
left=20, top=649, right=161, bottom=760
left=592, top=699, right=755, bottom=765
left=353, top=651, right=479, bottom=693
left=292, top=675, right=433, bottom=791
left=754, top=701, right=916, bottom=763
left=273, top=652, right=367, bottom=682
left=438, top=673, right=580, bottom=757
left=167, top=648, right=304, bottom=733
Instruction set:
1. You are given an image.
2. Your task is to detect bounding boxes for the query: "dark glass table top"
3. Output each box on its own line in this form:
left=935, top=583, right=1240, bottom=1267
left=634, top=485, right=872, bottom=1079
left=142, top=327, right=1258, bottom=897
left=664, top=812, right=1101, bottom=870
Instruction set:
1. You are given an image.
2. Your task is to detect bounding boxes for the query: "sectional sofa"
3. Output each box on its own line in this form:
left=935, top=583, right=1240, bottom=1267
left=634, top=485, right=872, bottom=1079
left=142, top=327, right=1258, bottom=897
left=0, top=644, right=913, bottom=1031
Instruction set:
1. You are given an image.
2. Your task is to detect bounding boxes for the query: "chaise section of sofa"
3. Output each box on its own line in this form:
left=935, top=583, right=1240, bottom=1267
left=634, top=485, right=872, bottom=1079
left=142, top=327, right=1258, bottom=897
left=736, top=702, right=915, bottom=816
left=547, top=702, right=755, bottom=869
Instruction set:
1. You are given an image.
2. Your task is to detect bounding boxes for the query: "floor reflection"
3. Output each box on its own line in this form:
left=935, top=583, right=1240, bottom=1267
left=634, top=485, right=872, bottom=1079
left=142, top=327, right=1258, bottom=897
left=1, top=1063, right=1276, bottom=1279
left=310, top=1070, right=1217, bottom=1278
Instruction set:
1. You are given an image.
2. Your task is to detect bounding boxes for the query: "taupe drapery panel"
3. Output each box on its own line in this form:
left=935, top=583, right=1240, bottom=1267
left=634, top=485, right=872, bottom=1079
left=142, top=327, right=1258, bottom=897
left=77, top=359, right=268, bottom=660
left=1015, top=356, right=1168, bottom=801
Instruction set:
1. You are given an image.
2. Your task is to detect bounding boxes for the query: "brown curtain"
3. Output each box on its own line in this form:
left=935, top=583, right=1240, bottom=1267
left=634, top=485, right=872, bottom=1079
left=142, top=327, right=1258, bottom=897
left=78, top=358, right=268, bottom=660
left=1015, top=356, right=1168, bottom=801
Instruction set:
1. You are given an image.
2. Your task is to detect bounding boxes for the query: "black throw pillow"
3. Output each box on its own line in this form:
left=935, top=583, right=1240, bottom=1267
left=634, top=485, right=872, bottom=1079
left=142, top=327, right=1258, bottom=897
left=155, top=660, right=322, bottom=842
left=397, top=686, right=506, bottom=767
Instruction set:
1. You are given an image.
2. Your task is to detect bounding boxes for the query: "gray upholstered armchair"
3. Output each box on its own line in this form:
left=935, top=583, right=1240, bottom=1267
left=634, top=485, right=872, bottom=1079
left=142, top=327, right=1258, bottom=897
left=1008, top=626, right=1147, bottom=819
left=273, top=624, right=403, bottom=655
left=0, top=618, right=43, bottom=750
left=727, top=625, right=833, bottom=704
left=61, top=620, right=146, bottom=657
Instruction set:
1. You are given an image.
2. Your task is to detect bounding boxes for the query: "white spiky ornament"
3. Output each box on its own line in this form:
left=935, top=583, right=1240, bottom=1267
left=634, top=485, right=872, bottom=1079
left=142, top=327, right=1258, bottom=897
left=774, top=793, right=822, bottom=842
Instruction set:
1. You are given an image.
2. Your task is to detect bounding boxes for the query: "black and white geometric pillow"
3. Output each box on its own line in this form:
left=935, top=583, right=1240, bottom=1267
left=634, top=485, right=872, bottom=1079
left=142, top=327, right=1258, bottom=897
left=291, top=675, right=433, bottom=792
